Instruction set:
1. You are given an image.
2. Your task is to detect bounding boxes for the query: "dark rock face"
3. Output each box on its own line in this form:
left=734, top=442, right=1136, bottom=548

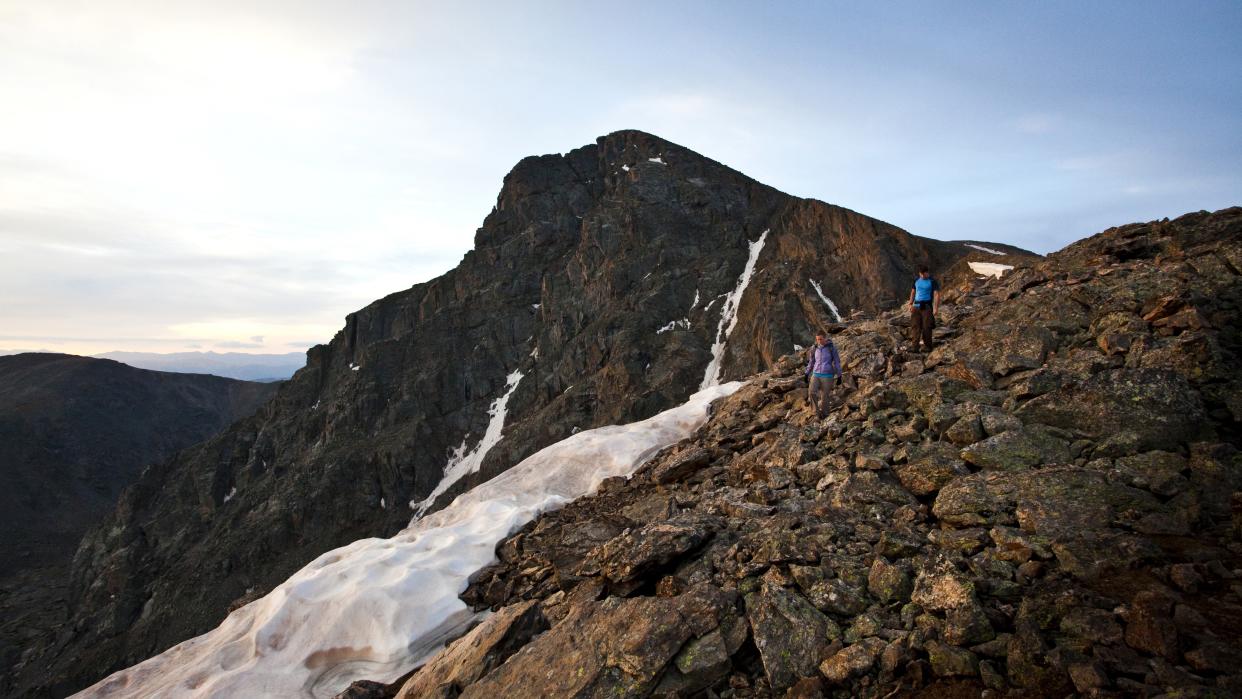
left=404, top=207, right=1241, bottom=697
left=14, top=131, right=1023, bottom=695
left=0, top=353, right=277, bottom=572
left=0, top=353, right=276, bottom=686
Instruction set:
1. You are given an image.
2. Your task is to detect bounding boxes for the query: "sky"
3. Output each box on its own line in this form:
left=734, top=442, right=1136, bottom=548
left=2, top=1, right=1239, bottom=356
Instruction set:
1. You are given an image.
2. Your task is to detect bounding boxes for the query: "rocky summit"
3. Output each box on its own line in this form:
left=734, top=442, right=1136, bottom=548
left=12, top=130, right=1028, bottom=696
left=336, top=207, right=1242, bottom=698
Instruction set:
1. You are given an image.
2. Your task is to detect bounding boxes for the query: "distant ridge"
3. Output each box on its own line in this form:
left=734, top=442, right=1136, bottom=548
left=95, top=350, right=307, bottom=381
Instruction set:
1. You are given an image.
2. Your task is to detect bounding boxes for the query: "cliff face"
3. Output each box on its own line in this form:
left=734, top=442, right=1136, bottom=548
left=14, top=130, right=1032, bottom=696
left=353, top=207, right=1242, bottom=698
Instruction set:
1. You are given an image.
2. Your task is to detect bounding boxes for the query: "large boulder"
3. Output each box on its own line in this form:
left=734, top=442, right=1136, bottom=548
left=960, top=426, right=1071, bottom=471
left=579, top=514, right=718, bottom=583
left=396, top=600, right=547, bottom=698
left=893, top=442, right=970, bottom=496
left=1016, top=368, right=1207, bottom=453
left=746, top=582, right=836, bottom=690
left=459, top=585, right=733, bottom=699
left=933, top=467, right=1163, bottom=539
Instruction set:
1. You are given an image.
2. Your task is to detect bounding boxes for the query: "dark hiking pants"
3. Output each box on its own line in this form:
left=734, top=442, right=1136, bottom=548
left=808, top=375, right=835, bottom=418
left=911, top=305, right=934, bottom=350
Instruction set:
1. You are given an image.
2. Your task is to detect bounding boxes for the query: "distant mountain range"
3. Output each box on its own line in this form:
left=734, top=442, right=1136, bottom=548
left=92, top=350, right=307, bottom=381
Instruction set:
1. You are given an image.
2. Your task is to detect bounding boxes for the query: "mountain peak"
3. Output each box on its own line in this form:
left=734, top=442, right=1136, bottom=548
left=12, top=134, right=1036, bottom=696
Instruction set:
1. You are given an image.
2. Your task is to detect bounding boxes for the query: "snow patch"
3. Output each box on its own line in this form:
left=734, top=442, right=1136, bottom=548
left=690, top=289, right=700, bottom=311
left=793, top=344, right=804, bottom=352
left=808, top=279, right=843, bottom=322
left=648, top=157, right=665, bottom=165
left=968, top=262, right=1014, bottom=278
left=701, top=229, right=769, bottom=389
left=74, top=382, right=742, bottom=699
left=621, top=164, right=630, bottom=172
left=349, top=363, right=360, bottom=372
left=411, top=370, right=524, bottom=516
left=222, top=487, right=237, bottom=504
left=379, top=498, right=386, bottom=509
left=657, top=319, right=691, bottom=334
left=965, top=243, right=1006, bottom=256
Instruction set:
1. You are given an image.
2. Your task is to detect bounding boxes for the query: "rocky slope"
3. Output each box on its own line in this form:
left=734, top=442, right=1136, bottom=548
left=11, top=130, right=1031, bottom=696
left=340, top=207, right=1242, bottom=698
left=0, top=354, right=276, bottom=681
left=0, top=353, right=278, bottom=571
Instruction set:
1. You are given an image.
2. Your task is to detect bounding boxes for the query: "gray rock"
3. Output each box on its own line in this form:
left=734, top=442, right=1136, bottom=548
left=746, top=582, right=837, bottom=691
left=818, top=638, right=886, bottom=684
left=1016, top=368, right=1207, bottom=453
left=396, top=600, right=546, bottom=698
left=960, top=425, right=1071, bottom=471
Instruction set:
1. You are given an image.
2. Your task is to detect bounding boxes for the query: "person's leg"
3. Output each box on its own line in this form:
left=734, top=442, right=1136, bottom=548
left=921, top=309, right=934, bottom=350
left=807, top=377, right=817, bottom=410
left=809, top=376, right=826, bottom=417
left=909, top=307, right=922, bottom=346
left=819, top=377, right=834, bottom=416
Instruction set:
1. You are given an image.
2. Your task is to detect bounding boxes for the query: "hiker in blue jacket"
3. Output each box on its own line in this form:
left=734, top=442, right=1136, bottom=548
left=909, top=265, right=941, bottom=352
left=806, top=331, right=842, bottom=419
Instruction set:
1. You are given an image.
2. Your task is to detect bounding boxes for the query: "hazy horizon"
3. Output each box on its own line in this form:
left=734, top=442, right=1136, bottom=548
left=3, top=1, right=1239, bottom=355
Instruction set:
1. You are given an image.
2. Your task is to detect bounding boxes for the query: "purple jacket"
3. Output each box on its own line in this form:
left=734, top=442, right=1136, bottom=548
left=806, top=341, right=841, bottom=376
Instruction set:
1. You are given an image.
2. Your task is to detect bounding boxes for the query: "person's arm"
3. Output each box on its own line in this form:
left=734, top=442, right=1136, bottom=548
left=909, top=285, right=916, bottom=307
left=831, top=344, right=842, bottom=375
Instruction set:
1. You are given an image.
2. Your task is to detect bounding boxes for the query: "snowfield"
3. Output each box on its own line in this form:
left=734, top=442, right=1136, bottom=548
left=964, top=243, right=1006, bottom=255
left=75, top=381, right=744, bottom=699
left=968, top=261, right=1014, bottom=278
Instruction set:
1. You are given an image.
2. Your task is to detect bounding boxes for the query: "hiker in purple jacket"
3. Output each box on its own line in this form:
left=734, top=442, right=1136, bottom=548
left=805, top=332, right=843, bottom=418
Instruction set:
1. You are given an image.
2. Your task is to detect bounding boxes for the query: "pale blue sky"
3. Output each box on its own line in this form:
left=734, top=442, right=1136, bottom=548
left=1, top=1, right=1238, bottom=354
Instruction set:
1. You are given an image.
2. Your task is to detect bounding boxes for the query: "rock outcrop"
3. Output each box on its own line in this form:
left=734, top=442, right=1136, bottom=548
left=351, top=207, right=1242, bottom=698
left=13, top=131, right=1028, bottom=696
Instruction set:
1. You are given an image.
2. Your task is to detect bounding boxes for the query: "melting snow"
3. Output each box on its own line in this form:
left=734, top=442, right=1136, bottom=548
left=701, top=229, right=769, bottom=389
left=965, top=243, right=1006, bottom=256
left=657, top=319, right=691, bottom=334
left=73, top=382, right=744, bottom=699
left=411, top=370, right=524, bottom=516
left=968, top=262, right=1014, bottom=278
left=690, top=289, right=700, bottom=311
left=808, top=279, right=843, bottom=322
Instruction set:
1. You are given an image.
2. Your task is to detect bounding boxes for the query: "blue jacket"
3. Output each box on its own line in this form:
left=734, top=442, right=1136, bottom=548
left=806, top=341, right=841, bottom=376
